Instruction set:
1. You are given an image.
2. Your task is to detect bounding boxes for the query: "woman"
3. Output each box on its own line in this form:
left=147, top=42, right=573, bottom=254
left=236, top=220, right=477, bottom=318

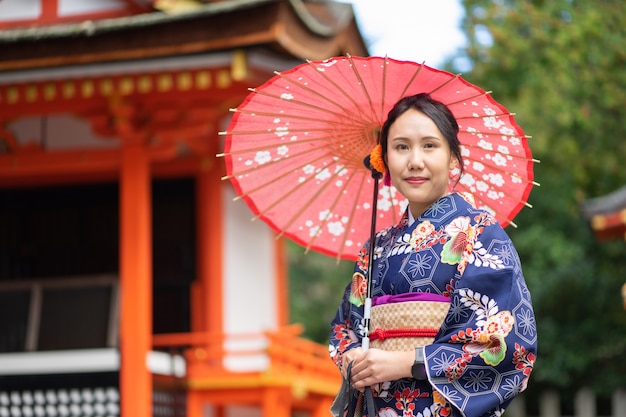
left=329, top=93, right=537, bottom=417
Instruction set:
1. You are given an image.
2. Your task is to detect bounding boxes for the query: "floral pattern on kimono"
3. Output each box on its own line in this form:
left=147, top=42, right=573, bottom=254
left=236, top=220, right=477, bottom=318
left=329, top=192, right=537, bottom=417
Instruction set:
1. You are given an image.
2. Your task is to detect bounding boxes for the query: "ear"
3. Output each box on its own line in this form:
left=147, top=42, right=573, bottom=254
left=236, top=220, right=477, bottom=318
left=449, top=156, right=459, bottom=171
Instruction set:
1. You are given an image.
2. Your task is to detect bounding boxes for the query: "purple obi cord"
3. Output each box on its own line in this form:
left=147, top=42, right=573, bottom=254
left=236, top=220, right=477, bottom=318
left=372, top=292, right=450, bottom=306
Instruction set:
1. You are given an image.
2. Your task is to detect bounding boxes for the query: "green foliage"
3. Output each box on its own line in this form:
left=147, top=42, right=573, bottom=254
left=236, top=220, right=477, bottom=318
left=287, top=241, right=354, bottom=344
left=456, top=0, right=626, bottom=395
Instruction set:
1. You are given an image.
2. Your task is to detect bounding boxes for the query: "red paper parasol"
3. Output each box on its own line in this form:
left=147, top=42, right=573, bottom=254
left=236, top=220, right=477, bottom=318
left=219, top=55, right=537, bottom=261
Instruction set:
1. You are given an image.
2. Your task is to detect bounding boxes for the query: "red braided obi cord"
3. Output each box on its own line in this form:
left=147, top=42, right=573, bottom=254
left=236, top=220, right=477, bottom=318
left=369, top=327, right=439, bottom=341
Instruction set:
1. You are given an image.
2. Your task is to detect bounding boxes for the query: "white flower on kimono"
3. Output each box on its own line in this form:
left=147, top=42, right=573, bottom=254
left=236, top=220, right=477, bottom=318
left=374, top=381, right=392, bottom=398
left=441, top=216, right=476, bottom=265
left=377, top=408, right=398, bottom=417
left=410, top=220, right=435, bottom=249
left=349, top=272, right=367, bottom=307
left=465, top=311, right=515, bottom=366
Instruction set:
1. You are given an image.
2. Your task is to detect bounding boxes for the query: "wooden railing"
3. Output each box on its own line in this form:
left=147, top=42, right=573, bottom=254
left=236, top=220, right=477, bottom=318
left=152, top=323, right=340, bottom=384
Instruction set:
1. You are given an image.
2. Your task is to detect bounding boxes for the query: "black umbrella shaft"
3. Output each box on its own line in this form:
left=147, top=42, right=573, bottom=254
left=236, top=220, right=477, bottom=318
left=363, top=169, right=381, bottom=350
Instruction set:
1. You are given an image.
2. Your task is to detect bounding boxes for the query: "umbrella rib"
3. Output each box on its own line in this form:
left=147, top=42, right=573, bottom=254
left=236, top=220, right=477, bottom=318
left=216, top=130, right=370, bottom=171
left=456, top=111, right=526, bottom=123
left=461, top=141, right=539, bottom=163
left=303, top=58, right=379, bottom=125
left=462, top=139, right=538, bottom=161
left=225, top=142, right=349, bottom=184
left=241, top=88, right=369, bottom=127
left=300, top=170, right=365, bottom=260
left=272, top=62, right=378, bottom=126
left=397, top=60, right=425, bottom=102
left=381, top=56, right=388, bottom=119
left=227, top=107, right=356, bottom=125
left=347, top=54, right=380, bottom=124
left=428, top=72, right=462, bottom=96
left=218, top=135, right=343, bottom=160
left=220, top=125, right=369, bottom=137
left=251, top=161, right=362, bottom=257
left=452, top=177, right=529, bottom=228
left=445, top=90, right=492, bottom=107
left=219, top=141, right=353, bottom=181
left=461, top=159, right=539, bottom=186
left=235, top=152, right=332, bottom=210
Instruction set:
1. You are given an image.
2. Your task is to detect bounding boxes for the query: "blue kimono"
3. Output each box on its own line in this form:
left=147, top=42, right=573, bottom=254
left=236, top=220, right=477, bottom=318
left=329, top=192, right=537, bottom=417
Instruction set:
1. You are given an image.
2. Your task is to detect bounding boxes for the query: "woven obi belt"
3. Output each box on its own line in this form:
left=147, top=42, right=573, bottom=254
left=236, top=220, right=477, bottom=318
left=369, top=292, right=451, bottom=351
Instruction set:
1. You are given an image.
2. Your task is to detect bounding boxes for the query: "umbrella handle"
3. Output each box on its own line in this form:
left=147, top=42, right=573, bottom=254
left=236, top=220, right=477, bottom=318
left=359, top=156, right=383, bottom=417
left=362, top=156, right=383, bottom=349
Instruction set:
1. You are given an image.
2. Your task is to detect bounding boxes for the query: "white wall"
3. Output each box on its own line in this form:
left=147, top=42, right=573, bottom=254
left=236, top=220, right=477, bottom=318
left=222, top=185, right=278, bottom=371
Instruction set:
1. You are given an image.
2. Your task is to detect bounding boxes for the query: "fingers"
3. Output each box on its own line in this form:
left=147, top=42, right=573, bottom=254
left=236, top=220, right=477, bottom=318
left=341, top=347, right=363, bottom=379
left=349, top=349, right=415, bottom=389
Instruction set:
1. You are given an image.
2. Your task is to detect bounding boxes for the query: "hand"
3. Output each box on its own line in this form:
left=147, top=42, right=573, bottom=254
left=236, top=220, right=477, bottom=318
left=348, top=348, right=414, bottom=391
left=340, top=347, right=363, bottom=380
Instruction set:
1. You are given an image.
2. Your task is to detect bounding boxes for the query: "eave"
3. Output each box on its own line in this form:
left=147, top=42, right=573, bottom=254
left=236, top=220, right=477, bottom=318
left=0, top=0, right=368, bottom=73
left=581, top=185, right=626, bottom=241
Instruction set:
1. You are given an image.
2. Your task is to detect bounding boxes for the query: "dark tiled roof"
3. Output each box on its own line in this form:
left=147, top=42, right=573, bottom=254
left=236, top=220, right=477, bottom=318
left=0, top=0, right=349, bottom=43
left=581, top=184, right=626, bottom=218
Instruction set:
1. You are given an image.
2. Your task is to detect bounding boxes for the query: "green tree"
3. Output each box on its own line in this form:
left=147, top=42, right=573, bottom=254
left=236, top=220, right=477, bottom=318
left=455, top=0, right=626, bottom=406
left=287, top=241, right=354, bottom=344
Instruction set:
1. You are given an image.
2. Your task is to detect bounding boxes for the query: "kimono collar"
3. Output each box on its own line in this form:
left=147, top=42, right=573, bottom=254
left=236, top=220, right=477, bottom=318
left=407, top=193, right=456, bottom=227
left=408, top=208, right=416, bottom=226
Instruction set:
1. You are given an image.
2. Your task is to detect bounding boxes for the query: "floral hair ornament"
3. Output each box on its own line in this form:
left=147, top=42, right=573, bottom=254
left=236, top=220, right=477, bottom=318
left=369, top=144, right=391, bottom=186
left=369, top=144, right=386, bottom=174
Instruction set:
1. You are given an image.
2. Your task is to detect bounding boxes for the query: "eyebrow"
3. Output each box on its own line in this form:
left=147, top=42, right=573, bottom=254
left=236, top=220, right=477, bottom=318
left=391, top=135, right=442, bottom=141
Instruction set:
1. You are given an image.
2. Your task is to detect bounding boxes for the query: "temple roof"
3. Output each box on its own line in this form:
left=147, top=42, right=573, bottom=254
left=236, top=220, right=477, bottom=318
left=581, top=185, right=626, bottom=241
left=581, top=185, right=626, bottom=217
left=0, top=0, right=367, bottom=72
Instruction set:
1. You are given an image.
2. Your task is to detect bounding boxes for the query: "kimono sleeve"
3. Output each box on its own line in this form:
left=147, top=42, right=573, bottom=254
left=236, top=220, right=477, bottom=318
left=424, top=220, right=538, bottom=416
left=328, top=244, right=370, bottom=371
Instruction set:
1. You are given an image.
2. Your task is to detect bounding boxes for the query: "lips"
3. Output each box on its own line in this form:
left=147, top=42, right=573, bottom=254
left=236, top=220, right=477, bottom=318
left=405, top=176, right=427, bottom=185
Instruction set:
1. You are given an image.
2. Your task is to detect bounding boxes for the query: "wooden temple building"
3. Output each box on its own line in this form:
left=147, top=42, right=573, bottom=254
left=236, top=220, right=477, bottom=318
left=580, top=185, right=626, bottom=310
left=0, top=1, right=367, bottom=416
left=581, top=185, right=626, bottom=243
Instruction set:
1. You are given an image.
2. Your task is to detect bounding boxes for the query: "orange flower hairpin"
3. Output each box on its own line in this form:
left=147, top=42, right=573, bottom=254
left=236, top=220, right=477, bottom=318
left=369, top=144, right=386, bottom=174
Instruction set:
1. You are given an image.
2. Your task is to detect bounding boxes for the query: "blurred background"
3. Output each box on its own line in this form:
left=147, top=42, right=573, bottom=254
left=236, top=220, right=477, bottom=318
left=289, top=0, right=626, bottom=415
left=0, top=1, right=624, bottom=416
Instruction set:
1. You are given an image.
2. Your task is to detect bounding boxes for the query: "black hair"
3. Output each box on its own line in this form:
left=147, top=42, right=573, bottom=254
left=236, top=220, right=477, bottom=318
left=379, top=93, right=464, bottom=182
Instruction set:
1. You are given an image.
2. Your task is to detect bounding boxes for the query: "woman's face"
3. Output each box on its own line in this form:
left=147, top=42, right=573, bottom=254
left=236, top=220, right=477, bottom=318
left=386, top=109, right=458, bottom=219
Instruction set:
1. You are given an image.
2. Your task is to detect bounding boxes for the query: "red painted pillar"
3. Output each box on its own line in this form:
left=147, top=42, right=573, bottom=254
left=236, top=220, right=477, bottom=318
left=262, top=387, right=291, bottom=417
left=119, top=142, right=152, bottom=417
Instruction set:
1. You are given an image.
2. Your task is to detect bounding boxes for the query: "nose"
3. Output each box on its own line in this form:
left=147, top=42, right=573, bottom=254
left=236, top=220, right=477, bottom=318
left=408, top=149, right=424, bottom=170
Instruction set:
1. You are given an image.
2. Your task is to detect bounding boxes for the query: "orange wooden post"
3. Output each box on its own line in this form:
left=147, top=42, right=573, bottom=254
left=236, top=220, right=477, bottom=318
left=262, top=387, right=291, bottom=417
left=195, top=159, right=224, bottom=341
left=119, top=142, right=152, bottom=417
left=313, top=397, right=333, bottom=417
left=274, top=237, right=289, bottom=326
left=186, top=390, right=202, bottom=417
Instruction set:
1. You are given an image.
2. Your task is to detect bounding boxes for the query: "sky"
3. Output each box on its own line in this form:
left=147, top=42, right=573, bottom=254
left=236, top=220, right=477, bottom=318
left=345, top=0, right=467, bottom=68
